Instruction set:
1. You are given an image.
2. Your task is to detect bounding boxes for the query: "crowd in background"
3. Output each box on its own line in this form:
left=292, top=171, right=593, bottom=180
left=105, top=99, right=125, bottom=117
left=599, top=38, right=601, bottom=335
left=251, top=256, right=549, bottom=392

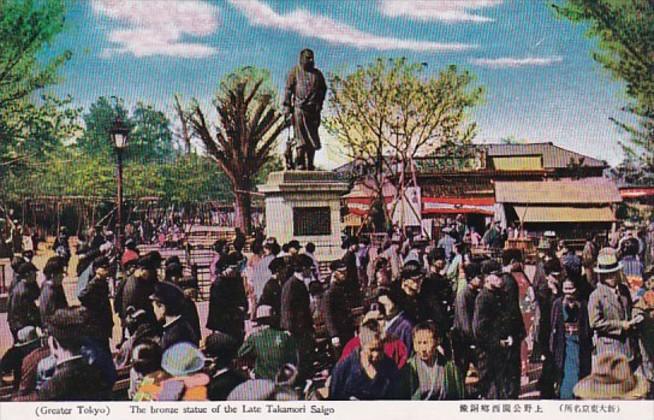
left=1, top=217, right=653, bottom=401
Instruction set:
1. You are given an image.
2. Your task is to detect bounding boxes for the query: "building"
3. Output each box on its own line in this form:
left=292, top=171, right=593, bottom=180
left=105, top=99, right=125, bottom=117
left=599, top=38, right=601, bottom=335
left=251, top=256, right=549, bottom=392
left=340, top=142, right=619, bottom=239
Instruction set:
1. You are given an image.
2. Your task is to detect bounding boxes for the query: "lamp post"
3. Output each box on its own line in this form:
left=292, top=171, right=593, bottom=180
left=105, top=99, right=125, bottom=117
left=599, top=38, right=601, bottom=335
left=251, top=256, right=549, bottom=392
left=110, top=117, right=129, bottom=252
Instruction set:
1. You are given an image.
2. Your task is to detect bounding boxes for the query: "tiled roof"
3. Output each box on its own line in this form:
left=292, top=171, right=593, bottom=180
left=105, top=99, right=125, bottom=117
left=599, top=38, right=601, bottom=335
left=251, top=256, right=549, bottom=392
left=484, top=142, right=606, bottom=169
left=494, top=178, right=622, bottom=204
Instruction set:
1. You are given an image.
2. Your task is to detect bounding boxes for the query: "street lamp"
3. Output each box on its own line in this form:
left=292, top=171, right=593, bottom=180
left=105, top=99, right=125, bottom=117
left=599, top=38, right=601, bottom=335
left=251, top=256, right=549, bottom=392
left=110, top=117, right=129, bottom=251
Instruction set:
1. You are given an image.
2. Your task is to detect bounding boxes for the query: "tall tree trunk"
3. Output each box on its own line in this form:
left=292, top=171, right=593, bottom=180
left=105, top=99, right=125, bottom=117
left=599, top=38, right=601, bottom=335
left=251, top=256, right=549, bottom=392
left=233, top=189, right=252, bottom=235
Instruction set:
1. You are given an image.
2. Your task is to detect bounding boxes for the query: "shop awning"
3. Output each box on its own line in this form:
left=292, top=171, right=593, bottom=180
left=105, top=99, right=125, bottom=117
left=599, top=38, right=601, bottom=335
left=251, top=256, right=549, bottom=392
left=513, top=206, right=615, bottom=223
left=422, top=197, right=495, bottom=216
left=620, top=187, right=654, bottom=199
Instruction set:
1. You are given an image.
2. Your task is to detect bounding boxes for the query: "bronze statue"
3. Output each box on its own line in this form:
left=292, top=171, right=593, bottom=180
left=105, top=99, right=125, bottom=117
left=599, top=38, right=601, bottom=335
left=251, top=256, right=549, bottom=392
left=283, top=49, right=326, bottom=171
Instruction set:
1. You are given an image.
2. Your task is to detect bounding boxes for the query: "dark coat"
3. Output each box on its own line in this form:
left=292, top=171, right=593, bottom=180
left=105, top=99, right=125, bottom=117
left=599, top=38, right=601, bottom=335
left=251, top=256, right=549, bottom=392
left=533, top=261, right=559, bottom=354
left=472, top=287, right=523, bottom=399
left=118, top=273, right=157, bottom=322
left=280, top=276, right=314, bottom=336
left=342, top=250, right=361, bottom=306
left=386, top=311, right=415, bottom=356
left=329, top=351, right=400, bottom=400
left=8, top=279, right=41, bottom=334
left=206, top=272, right=247, bottom=339
left=38, top=357, right=111, bottom=401
left=78, top=275, right=114, bottom=339
left=161, top=317, right=199, bottom=351
left=258, top=276, right=282, bottom=315
left=549, top=298, right=592, bottom=383
left=323, top=282, right=354, bottom=342
left=453, top=285, right=479, bottom=345
left=182, top=296, right=201, bottom=341
left=419, top=272, right=454, bottom=333
left=207, top=368, right=247, bottom=401
left=38, top=280, right=68, bottom=331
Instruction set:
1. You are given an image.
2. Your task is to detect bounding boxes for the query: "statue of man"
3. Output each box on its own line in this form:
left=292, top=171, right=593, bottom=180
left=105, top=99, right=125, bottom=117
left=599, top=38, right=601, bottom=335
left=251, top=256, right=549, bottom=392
left=283, top=49, right=327, bottom=171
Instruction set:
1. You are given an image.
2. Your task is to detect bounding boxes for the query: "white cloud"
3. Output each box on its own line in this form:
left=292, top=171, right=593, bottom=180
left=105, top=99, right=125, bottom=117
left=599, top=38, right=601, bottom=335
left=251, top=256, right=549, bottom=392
left=92, top=0, right=219, bottom=58
left=379, top=0, right=503, bottom=23
left=228, top=0, right=474, bottom=52
left=469, top=56, right=563, bottom=68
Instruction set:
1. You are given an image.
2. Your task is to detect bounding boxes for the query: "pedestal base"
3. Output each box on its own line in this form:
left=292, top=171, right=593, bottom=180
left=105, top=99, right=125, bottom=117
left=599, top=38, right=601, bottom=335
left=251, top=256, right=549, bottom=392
left=258, top=171, right=349, bottom=261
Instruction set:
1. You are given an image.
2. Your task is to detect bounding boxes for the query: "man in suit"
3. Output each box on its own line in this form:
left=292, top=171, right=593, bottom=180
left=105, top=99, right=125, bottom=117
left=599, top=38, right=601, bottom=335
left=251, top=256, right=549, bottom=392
left=150, top=281, right=198, bottom=351
left=473, top=260, right=524, bottom=399
left=323, top=260, right=355, bottom=358
left=78, top=256, right=114, bottom=353
left=280, top=254, right=314, bottom=382
left=38, top=307, right=111, bottom=400
left=588, top=247, right=641, bottom=368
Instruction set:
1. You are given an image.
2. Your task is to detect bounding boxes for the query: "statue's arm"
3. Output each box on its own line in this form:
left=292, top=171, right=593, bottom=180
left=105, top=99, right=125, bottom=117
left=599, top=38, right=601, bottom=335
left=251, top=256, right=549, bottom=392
left=283, top=68, right=296, bottom=112
left=316, top=71, right=327, bottom=111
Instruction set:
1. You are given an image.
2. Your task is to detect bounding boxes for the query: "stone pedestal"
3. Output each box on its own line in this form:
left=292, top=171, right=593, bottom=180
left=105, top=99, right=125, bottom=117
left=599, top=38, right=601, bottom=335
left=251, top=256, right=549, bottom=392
left=258, top=171, right=349, bottom=261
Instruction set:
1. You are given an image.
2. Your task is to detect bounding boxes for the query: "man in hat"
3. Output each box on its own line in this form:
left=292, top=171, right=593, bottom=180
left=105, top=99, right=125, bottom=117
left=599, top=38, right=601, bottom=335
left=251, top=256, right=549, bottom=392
left=117, top=252, right=160, bottom=326
left=395, top=260, right=424, bottom=323
left=238, top=305, right=299, bottom=380
left=78, top=256, right=114, bottom=353
left=573, top=352, right=648, bottom=400
left=341, top=236, right=362, bottom=307
left=588, top=247, right=640, bottom=367
left=0, top=326, right=42, bottom=390
left=8, top=262, right=41, bottom=341
left=150, top=281, right=199, bottom=351
left=205, top=332, right=247, bottom=400
left=500, top=248, right=529, bottom=397
left=323, top=260, right=355, bottom=358
left=280, top=254, right=314, bottom=382
left=206, top=252, right=248, bottom=342
left=419, top=250, right=453, bottom=334
left=329, top=321, right=401, bottom=400
left=303, top=242, right=321, bottom=283
left=39, top=256, right=68, bottom=333
left=38, top=307, right=112, bottom=400
left=472, top=259, right=523, bottom=399
left=258, top=256, right=286, bottom=315
left=452, top=261, right=483, bottom=376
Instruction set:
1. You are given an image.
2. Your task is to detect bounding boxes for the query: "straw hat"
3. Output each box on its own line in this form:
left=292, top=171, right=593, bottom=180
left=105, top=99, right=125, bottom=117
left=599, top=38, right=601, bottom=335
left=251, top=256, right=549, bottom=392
left=573, top=353, right=649, bottom=400
left=15, top=326, right=41, bottom=347
left=595, top=247, right=623, bottom=274
left=161, top=342, right=205, bottom=377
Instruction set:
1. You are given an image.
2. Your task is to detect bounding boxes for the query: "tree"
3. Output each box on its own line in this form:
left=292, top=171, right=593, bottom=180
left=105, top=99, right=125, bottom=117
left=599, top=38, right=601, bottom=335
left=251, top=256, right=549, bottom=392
left=554, top=0, right=654, bottom=179
left=0, top=0, right=74, bottom=175
left=187, top=67, right=286, bottom=234
left=324, top=58, right=483, bottom=229
left=77, top=96, right=175, bottom=162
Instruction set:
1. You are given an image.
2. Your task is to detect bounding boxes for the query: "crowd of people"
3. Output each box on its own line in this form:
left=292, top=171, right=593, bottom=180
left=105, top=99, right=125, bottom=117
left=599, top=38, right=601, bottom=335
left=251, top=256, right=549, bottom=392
left=1, top=218, right=653, bottom=401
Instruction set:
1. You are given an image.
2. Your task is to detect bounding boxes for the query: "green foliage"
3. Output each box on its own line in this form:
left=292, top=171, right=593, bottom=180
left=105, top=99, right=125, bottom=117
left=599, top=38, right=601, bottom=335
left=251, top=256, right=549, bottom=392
left=325, top=58, right=483, bottom=166
left=188, top=66, right=286, bottom=231
left=325, top=58, right=483, bottom=228
left=554, top=0, right=654, bottom=178
left=76, top=96, right=175, bottom=162
left=0, top=0, right=74, bottom=171
left=1, top=146, right=232, bottom=205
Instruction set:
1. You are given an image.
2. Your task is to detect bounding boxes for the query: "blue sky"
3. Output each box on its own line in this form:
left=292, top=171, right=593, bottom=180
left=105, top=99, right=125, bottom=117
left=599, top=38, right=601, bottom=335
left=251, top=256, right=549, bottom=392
left=46, top=0, right=628, bottom=168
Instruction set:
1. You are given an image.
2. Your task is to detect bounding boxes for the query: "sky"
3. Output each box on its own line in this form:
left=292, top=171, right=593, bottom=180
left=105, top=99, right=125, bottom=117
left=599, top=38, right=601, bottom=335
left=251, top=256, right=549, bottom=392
left=44, top=0, right=629, bottom=169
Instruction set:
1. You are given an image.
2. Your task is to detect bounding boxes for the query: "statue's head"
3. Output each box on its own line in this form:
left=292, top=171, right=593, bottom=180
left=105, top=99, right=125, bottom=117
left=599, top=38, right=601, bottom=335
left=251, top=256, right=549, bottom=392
left=299, top=49, right=315, bottom=71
